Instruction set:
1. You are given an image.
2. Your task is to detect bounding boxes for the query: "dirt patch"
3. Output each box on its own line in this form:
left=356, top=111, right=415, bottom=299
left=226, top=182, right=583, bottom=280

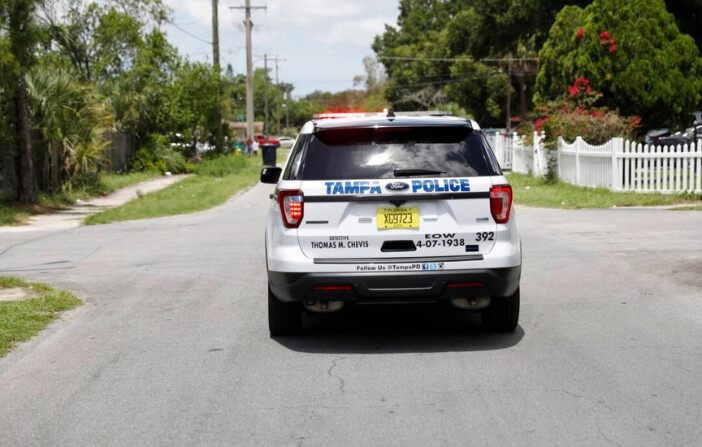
left=677, top=259, right=702, bottom=289
left=629, top=252, right=702, bottom=290
left=0, top=287, right=37, bottom=302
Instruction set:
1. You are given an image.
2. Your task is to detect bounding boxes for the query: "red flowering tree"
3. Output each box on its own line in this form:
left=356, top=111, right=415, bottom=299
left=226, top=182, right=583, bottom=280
left=535, top=0, right=702, bottom=129
left=521, top=74, right=640, bottom=148
left=518, top=75, right=640, bottom=183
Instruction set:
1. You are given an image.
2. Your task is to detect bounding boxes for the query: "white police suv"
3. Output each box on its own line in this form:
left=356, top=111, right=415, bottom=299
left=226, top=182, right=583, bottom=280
left=260, top=111, right=521, bottom=336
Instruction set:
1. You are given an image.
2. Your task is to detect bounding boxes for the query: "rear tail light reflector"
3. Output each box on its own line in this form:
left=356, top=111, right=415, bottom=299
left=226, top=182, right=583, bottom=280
left=313, top=286, right=352, bottom=291
left=447, top=283, right=486, bottom=289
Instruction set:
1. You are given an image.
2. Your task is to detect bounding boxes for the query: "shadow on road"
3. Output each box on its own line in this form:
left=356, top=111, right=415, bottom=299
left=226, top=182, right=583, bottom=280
left=274, top=303, right=524, bottom=354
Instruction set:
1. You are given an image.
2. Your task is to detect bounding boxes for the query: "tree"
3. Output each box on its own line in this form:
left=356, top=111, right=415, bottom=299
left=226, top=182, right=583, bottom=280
left=3, top=0, right=39, bottom=203
left=353, top=56, right=389, bottom=111
left=47, top=1, right=179, bottom=140
left=44, top=0, right=170, bottom=81
left=535, top=0, right=702, bottom=129
left=1, top=21, right=15, bottom=188
left=372, top=0, right=461, bottom=111
left=26, top=64, right=109, bottom=191
left=373, top=0, right=591, bottom=125
left=665, top=0, right=702, bottom=52
left=156, top=61, right=223, bottom=150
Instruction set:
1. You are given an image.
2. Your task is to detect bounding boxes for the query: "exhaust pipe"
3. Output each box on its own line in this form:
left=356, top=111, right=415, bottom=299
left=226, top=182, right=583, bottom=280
left=304, top=300, right=344, bottom=313
left=450, top=297, right=491, bottom=310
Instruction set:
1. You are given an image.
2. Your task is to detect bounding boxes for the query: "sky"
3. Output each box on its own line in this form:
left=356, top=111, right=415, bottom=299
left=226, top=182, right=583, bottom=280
left=161, top=0, right=400, bottom=98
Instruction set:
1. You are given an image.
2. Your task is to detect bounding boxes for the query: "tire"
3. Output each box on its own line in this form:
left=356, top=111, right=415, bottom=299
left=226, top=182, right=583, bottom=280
left=268, top=285, right=302, bottom=336
left=481, top=287, right=520, bottom=332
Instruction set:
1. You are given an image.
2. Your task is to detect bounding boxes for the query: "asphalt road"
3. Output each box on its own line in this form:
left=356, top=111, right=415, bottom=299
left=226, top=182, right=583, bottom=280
left=1, top=182, right=701, bottom=446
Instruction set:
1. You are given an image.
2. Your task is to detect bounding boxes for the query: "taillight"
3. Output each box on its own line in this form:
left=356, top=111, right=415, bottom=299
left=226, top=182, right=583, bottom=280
left=490, top=185, right=512, bottom=224
left=278, top=189, right=304, bottom=228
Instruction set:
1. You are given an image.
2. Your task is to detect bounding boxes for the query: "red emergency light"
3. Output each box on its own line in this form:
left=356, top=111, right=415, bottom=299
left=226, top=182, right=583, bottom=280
left=313, top=111, right=386, bottom=120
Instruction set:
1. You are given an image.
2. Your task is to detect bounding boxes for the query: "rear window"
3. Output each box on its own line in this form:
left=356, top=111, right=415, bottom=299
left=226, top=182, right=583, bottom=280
left=290, top=126, right=500, bottom=180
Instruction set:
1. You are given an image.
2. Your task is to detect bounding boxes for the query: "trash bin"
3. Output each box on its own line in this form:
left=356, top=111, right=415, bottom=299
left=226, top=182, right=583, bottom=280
left=261, top=143, right=277, bottom=166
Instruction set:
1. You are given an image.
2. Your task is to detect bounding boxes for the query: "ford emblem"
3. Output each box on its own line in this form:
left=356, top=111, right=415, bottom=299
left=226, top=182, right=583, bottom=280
left=385, top=182, right=409, bottom=191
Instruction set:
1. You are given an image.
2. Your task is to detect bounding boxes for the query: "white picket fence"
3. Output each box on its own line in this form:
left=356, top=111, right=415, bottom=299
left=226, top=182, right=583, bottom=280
left=488, top=131, right=702, bottom=194
left=489, top=131, right=547, bottom=177
left=558, top=136, right=702, bottom=193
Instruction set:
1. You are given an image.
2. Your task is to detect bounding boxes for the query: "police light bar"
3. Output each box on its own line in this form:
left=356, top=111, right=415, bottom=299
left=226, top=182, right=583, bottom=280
left=313, top=112, right=386, bottom=120
left=313, top=110, right=454, bottom=120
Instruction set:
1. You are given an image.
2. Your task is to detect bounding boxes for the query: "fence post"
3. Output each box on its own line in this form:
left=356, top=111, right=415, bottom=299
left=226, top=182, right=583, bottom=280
left=540, top=131, right=548, bottom=177
left=697, top=140, right=702, bottom=193
left=611, top=137, right=623, bottom=191
left=532, top=131, right=537, bottom=176
left=557, top=136, right=562, bottom=178
left=575, top=136, right=582, bottom=185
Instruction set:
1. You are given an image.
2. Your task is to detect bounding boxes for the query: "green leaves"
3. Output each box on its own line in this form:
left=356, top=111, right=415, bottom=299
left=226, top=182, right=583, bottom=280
left=373, top=0, right=588, bottom=126
left=535, top=0, right=702, bottom=129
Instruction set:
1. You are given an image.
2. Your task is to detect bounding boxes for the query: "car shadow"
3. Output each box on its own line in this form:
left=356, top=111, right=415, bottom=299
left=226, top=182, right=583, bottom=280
left=273, top=303, right=524, bottom=354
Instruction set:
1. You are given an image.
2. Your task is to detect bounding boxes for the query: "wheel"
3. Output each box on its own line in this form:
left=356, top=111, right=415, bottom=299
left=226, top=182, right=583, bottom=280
left=481, top=287, right=520, bottom=332
left=268, top=285, right=302, bottom=336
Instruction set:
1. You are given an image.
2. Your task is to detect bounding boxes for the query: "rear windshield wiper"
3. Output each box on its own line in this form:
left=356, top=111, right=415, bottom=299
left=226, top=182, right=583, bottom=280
left=393, top=168, right=446, bottom=177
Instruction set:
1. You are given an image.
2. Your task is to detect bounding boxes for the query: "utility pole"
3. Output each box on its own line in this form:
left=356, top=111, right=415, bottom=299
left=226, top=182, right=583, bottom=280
left=212, top=0, right=219, bottom=67
left=505, top=53, right=512, bottom=131
left=258, top=54, right=285, bottom=136
left=285, top=87, right=290, bottom=131
left=230, top=1, right=266, bottom=141
left=263, top=54, right=269, bottom=137
left=212, top=0, right=223, bottom=151
left=273, top=57, right=286, bottom=135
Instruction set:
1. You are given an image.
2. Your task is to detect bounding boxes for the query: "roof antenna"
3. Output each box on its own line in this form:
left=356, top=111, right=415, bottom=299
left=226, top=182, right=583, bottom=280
left=387, top=109, right=395, bottom=118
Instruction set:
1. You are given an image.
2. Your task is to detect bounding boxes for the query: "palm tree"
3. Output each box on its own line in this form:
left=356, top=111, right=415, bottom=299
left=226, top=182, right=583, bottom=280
left=4, top=0, right=37, bottom=203
left=26, top=65, right=108, bottom=191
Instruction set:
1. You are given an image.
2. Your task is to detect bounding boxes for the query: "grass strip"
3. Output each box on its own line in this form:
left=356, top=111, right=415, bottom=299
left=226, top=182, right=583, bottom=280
left=85, top=154, right=261, bottom=225
left=670, top=205, right=702, bottom=211
left=0, top=172, right=159, bottom=226
left=99, top=172, right=160, bottom=192
left=0, top=277, right=81, bottom=358
left=507, top=173, right=702, bottom=209
left=0, top=205, right=32, bottom=226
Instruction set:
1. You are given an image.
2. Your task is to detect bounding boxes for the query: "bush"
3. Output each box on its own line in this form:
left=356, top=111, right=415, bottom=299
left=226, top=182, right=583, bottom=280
left=524, top=76, right=640, bottom=149
left=521, top=76, right=641, bottom=183
left=130, top=134, right=194, bottom=174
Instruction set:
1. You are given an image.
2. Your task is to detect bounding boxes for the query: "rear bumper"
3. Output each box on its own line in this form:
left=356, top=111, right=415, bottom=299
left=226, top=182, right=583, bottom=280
left=268, top=266, right=521, bottom=303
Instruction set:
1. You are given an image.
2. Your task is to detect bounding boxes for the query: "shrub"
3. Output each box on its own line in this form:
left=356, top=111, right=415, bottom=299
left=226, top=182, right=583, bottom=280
left=130, top=134, right=194, bottom=174
left=525, top=76, right=641, bottom=149
left=521, top=75, right=641, bottom=183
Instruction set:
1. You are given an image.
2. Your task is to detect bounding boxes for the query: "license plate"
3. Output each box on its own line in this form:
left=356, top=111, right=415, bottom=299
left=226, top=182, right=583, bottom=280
left=377, top=207, right=419, bottom=230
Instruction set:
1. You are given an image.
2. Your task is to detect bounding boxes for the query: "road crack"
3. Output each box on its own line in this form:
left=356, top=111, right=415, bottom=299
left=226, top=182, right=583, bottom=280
left=327, top=357, right=346, bottom=393
left=556, top=389, right=614, bottom=412
left=597, top=424, right=624, bottom=447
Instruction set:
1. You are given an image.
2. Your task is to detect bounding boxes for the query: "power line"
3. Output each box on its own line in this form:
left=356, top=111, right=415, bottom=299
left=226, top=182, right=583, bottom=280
left=172, top=15, right=209, bottom=26
left=165, top=20, right=212, bottom=44
left=393, top=73, right=505, bottom=90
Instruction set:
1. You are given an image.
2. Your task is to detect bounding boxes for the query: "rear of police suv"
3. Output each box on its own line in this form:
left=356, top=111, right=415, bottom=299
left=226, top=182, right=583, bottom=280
left=261, top=113, right=521, bottom=335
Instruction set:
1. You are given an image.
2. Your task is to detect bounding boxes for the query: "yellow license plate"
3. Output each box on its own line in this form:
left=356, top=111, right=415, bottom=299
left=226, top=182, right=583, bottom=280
left=377, top=207, right=419, bottom=230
